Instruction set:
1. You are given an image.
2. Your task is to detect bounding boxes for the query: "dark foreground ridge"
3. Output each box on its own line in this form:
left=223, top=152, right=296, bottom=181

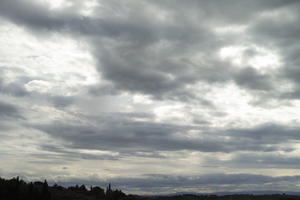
left=0, top=177, right=299, bottom=200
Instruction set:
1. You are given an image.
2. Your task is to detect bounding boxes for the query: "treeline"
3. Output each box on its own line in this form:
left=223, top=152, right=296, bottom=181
left=0, top=177, right=130, bottom=200
left=1, top=176, right=300, bottom=200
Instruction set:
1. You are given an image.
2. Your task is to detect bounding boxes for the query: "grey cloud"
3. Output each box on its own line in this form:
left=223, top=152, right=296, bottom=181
left=30, top=116, right=300, bottom=153
left=251, top=10, right=300, bottom=47
left=28, top=153, right=78, bottom=164
left=84, top=1, right=296, bottom=101
left=32, top=121, right=213, bottom=152
left=0, top=0, right=277, bottom=35
left=41, top=143, right=165, bottom=160
left=49, top=95, right=74, bottom=108
left=29, top=144, right=121, bottom=164
left=281, top=88, right=300, bottom=100
left=0, top=81, right=28, bottom=97
left=79, top=153, right=119, bottom=161
left=0, top=66, right=79, bottom=110
left=0, top=0, right=286, bottom=102
left=30, top=119, right=228, bottom=153
left=155, top=0, right=299, bottom=25
left=0, top=0, right=71, bottom=31
left=0, top=68, right=30, bottom=97
left=91, top=29, right=220, bottom=100
left=87, top=7, right=237, bottom=100
left=247, top=4, right=300, bottom=101
left=0, top=122, right=15, bottom=132
left=215, top=153, right=300, bottom=169
left=233, top=67, right=273, bottom=91
left=226, top=123, right=300, bottom=144
left=88, top=83, right=120, bottom=97
left=0, top=100, right=22, bottom=119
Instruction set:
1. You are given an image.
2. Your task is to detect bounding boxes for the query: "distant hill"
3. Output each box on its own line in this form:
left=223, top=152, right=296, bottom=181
left=153, top=190, right=300, bottom=196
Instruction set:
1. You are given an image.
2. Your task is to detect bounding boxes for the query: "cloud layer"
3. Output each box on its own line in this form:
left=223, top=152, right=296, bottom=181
left=1, top=0, right=300, bottom=194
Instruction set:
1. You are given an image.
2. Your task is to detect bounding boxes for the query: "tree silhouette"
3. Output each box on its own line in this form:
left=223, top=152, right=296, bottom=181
left=91, top=186, right=105, bottom=199
left=42, top=180, right=51, bottom=200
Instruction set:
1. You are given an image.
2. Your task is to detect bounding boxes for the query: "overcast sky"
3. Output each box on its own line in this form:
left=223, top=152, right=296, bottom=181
left=1, top=0, right=300, bottom=194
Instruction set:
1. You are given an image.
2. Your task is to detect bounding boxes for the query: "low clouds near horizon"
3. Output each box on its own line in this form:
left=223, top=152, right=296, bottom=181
left=1, top=0, right=300, bottom=194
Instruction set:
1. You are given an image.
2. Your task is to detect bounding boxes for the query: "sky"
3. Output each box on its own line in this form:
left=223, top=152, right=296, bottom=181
left=1, top=0, right=300, bottom=195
